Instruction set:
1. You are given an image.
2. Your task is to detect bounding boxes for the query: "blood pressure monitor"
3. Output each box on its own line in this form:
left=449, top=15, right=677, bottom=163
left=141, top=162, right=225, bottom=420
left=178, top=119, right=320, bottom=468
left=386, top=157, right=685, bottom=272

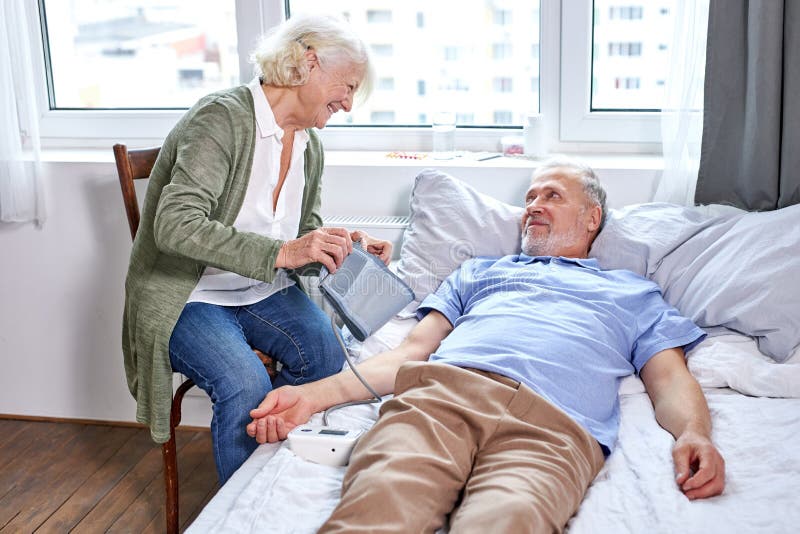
left=287, top=425, right=364, bottom=467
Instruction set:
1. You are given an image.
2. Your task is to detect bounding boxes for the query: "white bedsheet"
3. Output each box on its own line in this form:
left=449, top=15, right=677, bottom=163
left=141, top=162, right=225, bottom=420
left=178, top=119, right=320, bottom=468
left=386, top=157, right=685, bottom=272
left=188, top=327, right=800, bottom=534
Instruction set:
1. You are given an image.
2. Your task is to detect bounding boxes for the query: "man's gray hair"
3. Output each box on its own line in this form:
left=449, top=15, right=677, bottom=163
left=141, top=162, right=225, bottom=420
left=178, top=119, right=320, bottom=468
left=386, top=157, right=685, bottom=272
left=532, top=156, right=608, bottom=232
left=251, top=14, right=374, bottom=105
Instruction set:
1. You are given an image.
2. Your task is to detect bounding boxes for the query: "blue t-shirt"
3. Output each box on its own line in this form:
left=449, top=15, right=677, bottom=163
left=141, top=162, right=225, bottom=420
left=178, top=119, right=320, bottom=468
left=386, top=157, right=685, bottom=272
left=417, top=254, right=705, bottom=452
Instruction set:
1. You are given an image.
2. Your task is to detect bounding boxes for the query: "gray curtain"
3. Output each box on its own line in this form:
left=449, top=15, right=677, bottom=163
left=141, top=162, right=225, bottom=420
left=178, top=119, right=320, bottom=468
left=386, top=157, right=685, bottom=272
left=696, top=0, right=800, bottom=209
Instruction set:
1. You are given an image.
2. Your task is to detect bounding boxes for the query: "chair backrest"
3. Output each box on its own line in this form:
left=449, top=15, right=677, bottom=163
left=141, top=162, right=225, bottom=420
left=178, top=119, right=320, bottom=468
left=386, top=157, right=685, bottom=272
left=113, top=144, right=161, bottom=241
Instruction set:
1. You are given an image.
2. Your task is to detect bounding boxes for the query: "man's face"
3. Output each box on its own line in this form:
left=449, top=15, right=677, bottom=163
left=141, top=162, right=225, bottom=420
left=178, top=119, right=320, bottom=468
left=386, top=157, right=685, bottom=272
left=520, top=167, right=601, bottom=258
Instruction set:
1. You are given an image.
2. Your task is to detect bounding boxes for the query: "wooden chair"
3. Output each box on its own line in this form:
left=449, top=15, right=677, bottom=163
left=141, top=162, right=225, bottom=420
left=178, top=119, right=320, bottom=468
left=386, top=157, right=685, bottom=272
left=113, top=143, right=194, bottom=534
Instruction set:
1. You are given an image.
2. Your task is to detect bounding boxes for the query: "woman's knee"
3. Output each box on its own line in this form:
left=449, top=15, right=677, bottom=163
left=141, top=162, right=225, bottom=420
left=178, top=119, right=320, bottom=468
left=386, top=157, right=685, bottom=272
left=304, top=326, right=345, bottom=379
left=280, top=314, right=344, bottom=380
left=211, top=358, right=272, bottom=408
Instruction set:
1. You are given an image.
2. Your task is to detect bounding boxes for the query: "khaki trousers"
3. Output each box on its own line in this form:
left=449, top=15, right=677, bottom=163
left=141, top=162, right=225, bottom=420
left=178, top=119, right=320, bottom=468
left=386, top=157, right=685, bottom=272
left=319, top=362, right=604, bottom=534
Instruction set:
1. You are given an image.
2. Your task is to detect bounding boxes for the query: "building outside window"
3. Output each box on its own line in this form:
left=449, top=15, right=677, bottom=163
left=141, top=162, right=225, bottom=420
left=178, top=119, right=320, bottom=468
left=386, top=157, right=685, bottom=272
left=377, top=77, right=395, bottom=91
left=493, top=77, right=513, bottom=93
left=492, top=42, right=513, bottom=60
left=608, top=42, right=643, bottom=56
left=592, top=0, right=675, bottom=111
left=366, top=10, right=392, bottom=23
left=33, top=0, right=678, bottom=147
left=493, top=9, right=511, bottom=25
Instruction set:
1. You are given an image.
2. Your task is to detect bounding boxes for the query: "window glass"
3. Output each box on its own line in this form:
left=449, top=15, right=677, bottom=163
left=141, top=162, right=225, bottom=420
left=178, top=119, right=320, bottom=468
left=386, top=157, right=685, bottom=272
left=40, top=0, right=239, bottom=109
left=288, top=0, right=541, bottom=126
left=591, top=0, right=675, bottom=111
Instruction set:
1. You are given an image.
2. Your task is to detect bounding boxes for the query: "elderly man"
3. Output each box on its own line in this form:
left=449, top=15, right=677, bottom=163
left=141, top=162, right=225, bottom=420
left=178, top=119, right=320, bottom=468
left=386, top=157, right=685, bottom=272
left=247, top=159, right=726, bottom=533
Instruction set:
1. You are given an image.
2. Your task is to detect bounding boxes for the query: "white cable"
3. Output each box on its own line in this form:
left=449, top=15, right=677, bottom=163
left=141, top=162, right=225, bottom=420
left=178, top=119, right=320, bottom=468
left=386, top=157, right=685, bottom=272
left=322, top=316, right=382, bottom=426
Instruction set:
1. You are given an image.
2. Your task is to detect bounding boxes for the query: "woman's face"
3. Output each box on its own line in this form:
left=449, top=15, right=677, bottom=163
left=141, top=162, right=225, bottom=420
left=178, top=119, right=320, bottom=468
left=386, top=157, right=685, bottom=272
left=298, top=58, right=364, bottom=129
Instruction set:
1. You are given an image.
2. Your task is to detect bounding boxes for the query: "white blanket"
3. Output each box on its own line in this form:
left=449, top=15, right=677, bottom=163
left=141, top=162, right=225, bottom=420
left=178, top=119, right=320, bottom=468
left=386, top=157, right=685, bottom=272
left=188, top=329, right=800, bottom=534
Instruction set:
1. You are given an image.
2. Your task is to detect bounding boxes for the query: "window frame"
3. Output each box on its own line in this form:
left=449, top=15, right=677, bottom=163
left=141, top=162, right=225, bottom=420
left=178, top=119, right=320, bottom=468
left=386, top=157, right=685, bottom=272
left=30, top=0, right=661, bottom=151
left=559, top=0, right=662, bottom=144
left=32, top=0, right=281, bottom=147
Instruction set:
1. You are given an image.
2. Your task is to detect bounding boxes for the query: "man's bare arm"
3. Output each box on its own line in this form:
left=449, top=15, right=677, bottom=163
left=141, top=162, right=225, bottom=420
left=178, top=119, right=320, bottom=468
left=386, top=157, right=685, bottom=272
left=247, top=310, right=454, bottom=443
left=640, top=347, right=725, bottom=500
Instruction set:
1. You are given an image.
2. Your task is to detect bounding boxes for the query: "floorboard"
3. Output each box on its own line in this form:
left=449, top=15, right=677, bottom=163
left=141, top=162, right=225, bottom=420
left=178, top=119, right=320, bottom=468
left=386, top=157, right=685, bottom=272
left=0, top=419, right=217, bottom=533
left=36, top=427, right=144, bottom=532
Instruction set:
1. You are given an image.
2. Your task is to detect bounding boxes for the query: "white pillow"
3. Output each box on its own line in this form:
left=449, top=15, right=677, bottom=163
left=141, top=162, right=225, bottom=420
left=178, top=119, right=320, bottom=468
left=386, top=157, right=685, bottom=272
left=395, top=169, right=525, bottom=301
left=591, top=202, right=800, bottom=362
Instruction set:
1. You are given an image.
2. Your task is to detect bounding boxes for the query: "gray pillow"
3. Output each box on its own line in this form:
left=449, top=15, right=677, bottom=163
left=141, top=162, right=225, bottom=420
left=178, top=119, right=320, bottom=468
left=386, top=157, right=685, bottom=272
left=591, top=202, right=800, bottom=362
left=396, top=169, right=524, bottom=301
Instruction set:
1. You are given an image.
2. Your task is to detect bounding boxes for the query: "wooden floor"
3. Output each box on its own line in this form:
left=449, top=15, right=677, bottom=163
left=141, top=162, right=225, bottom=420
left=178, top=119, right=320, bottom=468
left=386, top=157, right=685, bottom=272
left=0, top=419, right=218, bottom=533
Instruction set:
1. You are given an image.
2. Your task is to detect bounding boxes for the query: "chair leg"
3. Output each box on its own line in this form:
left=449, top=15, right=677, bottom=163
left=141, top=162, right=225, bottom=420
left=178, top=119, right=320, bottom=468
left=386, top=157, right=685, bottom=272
left=164, top=378, right=195, bottom=534
left=163, top=434, right=180, bottom=534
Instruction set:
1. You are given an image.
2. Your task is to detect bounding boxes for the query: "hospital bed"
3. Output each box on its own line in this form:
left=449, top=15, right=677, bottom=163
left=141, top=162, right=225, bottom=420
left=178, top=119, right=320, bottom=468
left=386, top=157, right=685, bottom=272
left=187, top=169, right=800, bottom=533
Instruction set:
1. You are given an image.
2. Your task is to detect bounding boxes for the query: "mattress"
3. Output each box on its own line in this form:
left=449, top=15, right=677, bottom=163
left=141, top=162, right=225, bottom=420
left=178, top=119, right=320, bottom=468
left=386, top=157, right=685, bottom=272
left=187, top=319, right=800, bottom=534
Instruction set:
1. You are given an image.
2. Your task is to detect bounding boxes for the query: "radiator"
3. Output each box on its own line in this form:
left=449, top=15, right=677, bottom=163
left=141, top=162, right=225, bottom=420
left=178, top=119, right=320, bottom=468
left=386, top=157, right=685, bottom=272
left=323, top=215, right=409, bottom=229
left=323, top=215, right=409, bottom=257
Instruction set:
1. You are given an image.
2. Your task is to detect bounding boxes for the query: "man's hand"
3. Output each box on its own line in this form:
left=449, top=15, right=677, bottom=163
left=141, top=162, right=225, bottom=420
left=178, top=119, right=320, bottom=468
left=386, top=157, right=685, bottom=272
left=276, top=227, right=353, bottom=273
left=246, top=385, right=317, bottom=443
left=672, top=430, right=725, bottom=500
left=640, top=347, right=726, bottom=500
left=351, top=230, right=393, bottom=265
left=246, top=311, right=453, bottom=444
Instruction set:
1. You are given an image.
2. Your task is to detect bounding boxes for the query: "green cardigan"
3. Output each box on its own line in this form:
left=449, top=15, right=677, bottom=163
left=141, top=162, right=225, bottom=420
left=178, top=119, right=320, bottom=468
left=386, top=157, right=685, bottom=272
left=122, top=85, right=325, bottom=443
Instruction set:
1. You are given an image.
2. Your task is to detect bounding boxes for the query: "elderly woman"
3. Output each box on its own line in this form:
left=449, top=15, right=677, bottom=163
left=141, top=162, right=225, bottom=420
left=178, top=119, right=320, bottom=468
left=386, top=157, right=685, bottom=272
left=122, top=14, right=389, bottom=483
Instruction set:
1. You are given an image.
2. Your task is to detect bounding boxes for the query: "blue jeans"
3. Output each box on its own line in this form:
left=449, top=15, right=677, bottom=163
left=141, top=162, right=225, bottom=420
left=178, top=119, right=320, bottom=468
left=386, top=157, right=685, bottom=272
left=168, top=285, right=344, bottom=483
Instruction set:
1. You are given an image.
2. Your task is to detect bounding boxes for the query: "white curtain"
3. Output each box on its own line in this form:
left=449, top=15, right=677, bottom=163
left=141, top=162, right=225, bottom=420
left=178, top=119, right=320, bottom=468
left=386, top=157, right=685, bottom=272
left=654, top=0, right=710, bottom=206
left=0, top=1, right=45, bottom=225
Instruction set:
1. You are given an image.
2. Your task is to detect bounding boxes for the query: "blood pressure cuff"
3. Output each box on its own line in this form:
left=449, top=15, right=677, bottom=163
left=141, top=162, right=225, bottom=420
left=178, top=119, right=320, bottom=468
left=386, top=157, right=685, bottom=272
left=318, top=242, right=414, bottom=342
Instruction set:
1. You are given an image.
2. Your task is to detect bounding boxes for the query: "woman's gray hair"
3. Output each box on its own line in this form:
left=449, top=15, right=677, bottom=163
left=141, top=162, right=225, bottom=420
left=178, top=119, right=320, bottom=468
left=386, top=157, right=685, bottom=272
left=251, top=14, right=374, bottom=105
left=533, top=156, right=608, bottom=232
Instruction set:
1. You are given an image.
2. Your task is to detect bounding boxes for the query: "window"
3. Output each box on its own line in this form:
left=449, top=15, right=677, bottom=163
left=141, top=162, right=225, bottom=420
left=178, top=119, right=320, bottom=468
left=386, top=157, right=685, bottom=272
left=590, top=0, right=674, bottom=112
left=608, top=42, right=642, bottom=56
left=288, top=0, right=541, bottom=132
left=560, top=0, right=676, bottom=143
left=377, top=77, right=395, bottom=91
left=32, top=0, right=671, bottom=150
left=493, top=77, right=513, bottom=93
left=370, top=44, right=393, bottom=57
left=609, top=6, right=643, bottom=20
left=366, top=10, right=392, bottom=23
left=370, top=111, right=395, bottom=123
left=493, top=9, right=512, bottom=25
left=39, top=0, right=239, bottom=109
left=493, top=110, right=513, bottom=124
left=443, top=46, right=461, bottom=61
left=614, top=77, right=640, bottom=89
left=456, top=112, right=474, bottom=124
left=492, top=43, right=513, bottom=60
left=447, top=79, right=470, bottom=92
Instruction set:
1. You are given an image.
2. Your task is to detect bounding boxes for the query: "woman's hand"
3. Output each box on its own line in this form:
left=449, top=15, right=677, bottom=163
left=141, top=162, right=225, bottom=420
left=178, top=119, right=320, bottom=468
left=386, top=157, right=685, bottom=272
left=276, top=227, right=352, bottom=273
left=351, top=230, right=393, bottom=265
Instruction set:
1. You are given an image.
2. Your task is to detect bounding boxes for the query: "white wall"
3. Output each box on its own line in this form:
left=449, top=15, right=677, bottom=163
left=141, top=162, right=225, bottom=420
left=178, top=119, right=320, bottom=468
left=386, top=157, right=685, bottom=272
left=0, top=154, right=661, bottom=427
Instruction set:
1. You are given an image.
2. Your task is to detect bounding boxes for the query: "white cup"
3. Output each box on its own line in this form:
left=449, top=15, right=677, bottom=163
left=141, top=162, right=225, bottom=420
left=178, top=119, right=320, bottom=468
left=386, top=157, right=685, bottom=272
left=432, top=112, right=456, bottom=160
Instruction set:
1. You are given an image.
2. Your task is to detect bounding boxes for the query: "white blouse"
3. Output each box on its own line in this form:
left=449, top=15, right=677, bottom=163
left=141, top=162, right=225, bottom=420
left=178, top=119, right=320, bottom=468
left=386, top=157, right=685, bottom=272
left=187, top=78, right=310, bottom=306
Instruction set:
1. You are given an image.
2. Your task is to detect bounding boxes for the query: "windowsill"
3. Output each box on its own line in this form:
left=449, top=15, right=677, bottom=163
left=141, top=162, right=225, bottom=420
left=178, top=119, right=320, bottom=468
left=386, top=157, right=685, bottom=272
left=40, top=148, right=664, bottom=172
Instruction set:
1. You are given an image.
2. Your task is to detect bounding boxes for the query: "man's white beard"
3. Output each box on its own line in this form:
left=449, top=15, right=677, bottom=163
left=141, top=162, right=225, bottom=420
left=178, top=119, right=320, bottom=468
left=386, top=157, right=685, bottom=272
left=520, top=219, right=586, bottom=257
